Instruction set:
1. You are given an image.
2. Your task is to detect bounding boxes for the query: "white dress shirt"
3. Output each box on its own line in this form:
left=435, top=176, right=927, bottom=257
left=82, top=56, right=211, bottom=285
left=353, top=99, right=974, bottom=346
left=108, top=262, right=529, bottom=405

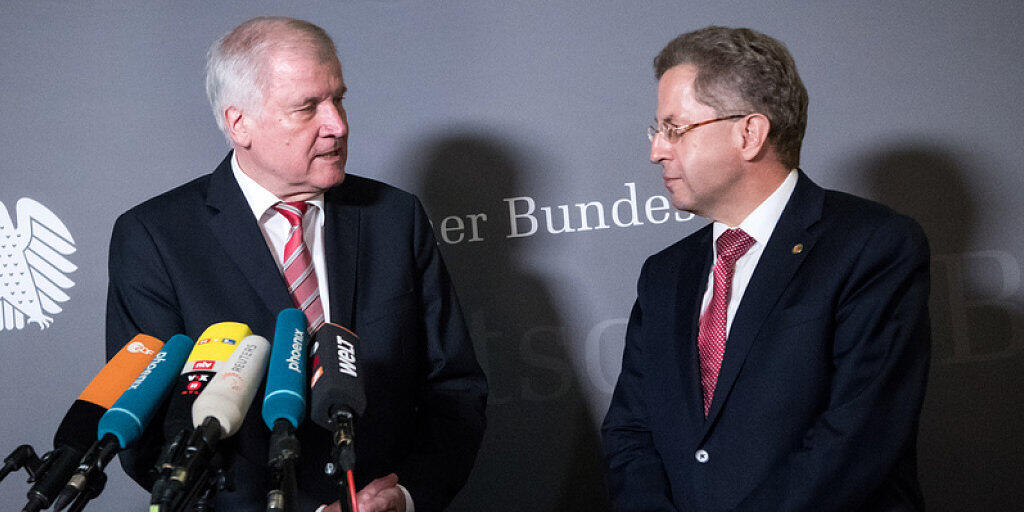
left=231, top=153, right=332, bottom=324
left=700, top=169, right=799, bottom=337
left=231, top=153, right=415, bottom=512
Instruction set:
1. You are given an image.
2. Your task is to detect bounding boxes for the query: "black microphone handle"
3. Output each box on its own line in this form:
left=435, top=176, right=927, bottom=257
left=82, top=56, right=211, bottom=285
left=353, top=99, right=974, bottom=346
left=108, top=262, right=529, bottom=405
left=63, top=469, right=106, bottom=512
left=22, top=446, right=84, bottom=512
left=156, top=417, right=223, bottom=512
left=24, top=399, right=107, bottom=512
left=266, top=457, right=299, bottom=512
left=328, top=408, right=356, bottom=472
left=151, top=427, right=189, bottom=507
left=1, top=445, right=40, bottom=482
left=267, top=418, right=301, bottom=512
left=327, top=409, right=357, bottom=512
left=53, top=433, right=122, bottom=512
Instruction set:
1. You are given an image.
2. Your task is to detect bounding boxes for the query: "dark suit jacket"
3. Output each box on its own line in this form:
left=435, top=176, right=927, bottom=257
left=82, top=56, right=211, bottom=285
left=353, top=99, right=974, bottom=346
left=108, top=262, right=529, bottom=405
left=106, top=153, right=487, bottom=511
left=601, top=172, right=930, bottom=512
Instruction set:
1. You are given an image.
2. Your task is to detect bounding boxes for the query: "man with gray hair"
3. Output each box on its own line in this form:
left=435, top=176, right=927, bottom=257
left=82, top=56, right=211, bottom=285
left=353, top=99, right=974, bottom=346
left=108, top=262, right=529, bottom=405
left=107, top=17, right=487, bottom=512
left=602, top=26, right=930, bottom=510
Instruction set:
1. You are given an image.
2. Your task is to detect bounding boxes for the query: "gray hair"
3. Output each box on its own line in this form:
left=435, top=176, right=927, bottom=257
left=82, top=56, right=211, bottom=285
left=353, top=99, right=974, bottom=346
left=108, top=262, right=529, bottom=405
left=205, top=17, right=338, bottom=144
left=654, top=26, right=808, bottom=169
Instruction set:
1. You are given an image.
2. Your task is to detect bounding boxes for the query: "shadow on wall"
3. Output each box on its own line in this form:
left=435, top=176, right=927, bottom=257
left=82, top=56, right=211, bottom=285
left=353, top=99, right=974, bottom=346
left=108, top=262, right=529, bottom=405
left=407, top=133, right=612, bottom=511
left=848, top=144, right=1024, bottom=511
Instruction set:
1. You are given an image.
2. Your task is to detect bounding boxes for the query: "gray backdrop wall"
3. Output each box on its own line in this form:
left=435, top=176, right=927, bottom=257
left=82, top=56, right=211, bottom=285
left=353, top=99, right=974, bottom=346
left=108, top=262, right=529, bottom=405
left=2, top=1, right=1022, bottom=510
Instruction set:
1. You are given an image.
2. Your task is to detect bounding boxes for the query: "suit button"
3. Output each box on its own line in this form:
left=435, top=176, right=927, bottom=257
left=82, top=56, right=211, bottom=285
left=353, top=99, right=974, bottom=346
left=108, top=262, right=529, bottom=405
left=695, top=449, right=709, bottom=463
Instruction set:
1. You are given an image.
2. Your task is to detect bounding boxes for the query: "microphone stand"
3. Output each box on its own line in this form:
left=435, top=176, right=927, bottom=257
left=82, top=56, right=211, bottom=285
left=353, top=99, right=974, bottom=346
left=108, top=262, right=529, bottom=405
left=152, top=417, right=222, bottom=512
left=151, top=429, right=189, bottom=512
left=177, top=459, right=229, bottom=512
left=266, top=419, right=301, bottom=512
left=0, top=445, right=41, bottom=483
left=325, top=409, right=357, bottom=512
left=62, top=469, right=105, bottom=512
left=53, top=433, right=121, bottom=511
left=22, top=445, right=84, bottom=512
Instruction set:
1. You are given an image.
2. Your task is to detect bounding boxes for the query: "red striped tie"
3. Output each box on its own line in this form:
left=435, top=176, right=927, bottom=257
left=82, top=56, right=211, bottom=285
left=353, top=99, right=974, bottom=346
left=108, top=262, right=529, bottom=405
left=272, top=201, right=325, bottom=332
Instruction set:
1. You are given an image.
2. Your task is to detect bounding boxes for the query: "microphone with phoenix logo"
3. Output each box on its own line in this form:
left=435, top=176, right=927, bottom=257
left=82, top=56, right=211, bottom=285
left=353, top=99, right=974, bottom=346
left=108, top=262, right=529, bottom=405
left=151, top=334, right=270, bottom=512
left=51, top=333, right=195, bottom=512
left=309, top=323, right=366, bottom=512
left=262, top=308, right=308, bottom=512
left=0, top=334, right=164, bottom=512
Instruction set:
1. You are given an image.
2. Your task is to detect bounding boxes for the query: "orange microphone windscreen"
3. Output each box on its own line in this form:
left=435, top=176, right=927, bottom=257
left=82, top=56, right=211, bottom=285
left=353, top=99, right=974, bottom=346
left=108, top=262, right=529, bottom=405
left=77, top=334, right=164, bottom=410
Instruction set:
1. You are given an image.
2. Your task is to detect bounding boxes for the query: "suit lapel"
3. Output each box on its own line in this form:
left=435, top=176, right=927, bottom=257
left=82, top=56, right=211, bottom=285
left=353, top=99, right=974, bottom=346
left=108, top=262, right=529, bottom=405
left=323, top=183, right=360, bottom=329
left=205, top=153, right=294, bottom=317
left=672, top=227, right=715, bottom=432
left=702, top=171, right=825, bottom=432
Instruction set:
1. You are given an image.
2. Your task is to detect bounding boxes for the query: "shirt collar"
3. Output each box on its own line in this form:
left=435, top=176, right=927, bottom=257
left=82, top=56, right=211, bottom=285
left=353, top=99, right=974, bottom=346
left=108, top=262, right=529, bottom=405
left=231, top=151, right=325, bottom=221
left=712, top=169, right=799, bottom=248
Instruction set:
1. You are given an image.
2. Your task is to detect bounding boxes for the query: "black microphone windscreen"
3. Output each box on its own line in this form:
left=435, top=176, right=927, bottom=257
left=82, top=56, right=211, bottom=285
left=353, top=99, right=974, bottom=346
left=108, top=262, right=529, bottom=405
left=52, top=400, right=106, bottom=453
left=309, top=323, right=366, bottom=429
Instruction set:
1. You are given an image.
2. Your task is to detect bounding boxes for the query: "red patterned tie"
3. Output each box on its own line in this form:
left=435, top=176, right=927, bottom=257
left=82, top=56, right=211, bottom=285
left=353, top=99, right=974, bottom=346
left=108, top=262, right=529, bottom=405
left=272, top=201, right=325, bottom=333
left=697, top=228, right=756, bottom=416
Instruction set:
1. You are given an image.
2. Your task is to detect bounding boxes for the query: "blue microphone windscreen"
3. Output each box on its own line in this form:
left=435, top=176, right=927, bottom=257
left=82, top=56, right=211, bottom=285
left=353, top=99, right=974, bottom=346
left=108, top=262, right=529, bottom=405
left=262, top=308, right=308, bottom=429
left=98, top=334, right=196, bottom=449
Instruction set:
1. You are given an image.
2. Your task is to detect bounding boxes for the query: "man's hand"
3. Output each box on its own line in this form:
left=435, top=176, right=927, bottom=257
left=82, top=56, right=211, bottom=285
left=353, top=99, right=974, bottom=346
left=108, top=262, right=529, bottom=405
left=318, top=473, right=406, bottom=512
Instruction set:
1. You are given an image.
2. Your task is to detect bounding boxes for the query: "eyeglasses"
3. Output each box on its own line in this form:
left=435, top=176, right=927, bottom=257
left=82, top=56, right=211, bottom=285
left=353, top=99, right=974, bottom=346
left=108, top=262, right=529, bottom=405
left=647, top=114, right=749, bottom=143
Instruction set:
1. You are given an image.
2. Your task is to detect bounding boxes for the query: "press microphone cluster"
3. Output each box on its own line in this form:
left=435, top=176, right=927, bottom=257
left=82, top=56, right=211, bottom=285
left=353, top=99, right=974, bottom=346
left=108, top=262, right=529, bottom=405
left=3, top=309, right=371, bottom=512
left=51, top=334, right=196, bottom=511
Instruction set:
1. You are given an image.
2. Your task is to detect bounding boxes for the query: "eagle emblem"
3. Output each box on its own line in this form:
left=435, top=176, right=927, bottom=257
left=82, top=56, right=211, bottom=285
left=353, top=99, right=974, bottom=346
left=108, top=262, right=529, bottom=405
left=0, top=198, right=76, bottom=331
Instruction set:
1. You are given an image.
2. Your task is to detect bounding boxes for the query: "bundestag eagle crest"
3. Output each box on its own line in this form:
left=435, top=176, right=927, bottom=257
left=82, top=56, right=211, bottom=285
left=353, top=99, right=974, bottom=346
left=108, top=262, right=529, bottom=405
left=0, top=198, right=76, bottom=331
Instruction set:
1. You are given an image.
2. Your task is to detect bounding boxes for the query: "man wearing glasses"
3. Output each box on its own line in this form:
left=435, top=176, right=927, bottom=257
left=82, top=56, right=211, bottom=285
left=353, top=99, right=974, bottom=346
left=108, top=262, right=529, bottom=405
left=602, top=26, right=930, bottom=511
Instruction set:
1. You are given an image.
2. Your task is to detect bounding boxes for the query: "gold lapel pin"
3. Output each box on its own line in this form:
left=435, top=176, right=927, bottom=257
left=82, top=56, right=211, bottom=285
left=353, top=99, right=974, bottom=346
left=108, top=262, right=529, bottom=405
left=792, top=243, right=803, bottom=254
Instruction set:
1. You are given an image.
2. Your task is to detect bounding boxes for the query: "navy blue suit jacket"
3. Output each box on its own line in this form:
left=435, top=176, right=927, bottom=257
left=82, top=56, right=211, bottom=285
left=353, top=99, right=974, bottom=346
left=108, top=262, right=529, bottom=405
left=106, top=153, right=487, bottom=511
left=602, top=172, right=930, bottom=511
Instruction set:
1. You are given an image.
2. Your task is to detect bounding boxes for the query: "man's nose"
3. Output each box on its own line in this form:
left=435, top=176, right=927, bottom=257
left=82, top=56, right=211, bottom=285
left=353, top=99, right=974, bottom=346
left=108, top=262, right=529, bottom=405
left=318, top=103, right=348, bottom=138
left=650, top=132, right=670, bottom=164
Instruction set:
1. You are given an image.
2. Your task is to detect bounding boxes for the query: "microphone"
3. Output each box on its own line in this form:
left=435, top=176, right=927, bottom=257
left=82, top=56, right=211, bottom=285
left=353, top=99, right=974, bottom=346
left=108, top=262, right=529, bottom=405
left=52, top=334, right=195, bottom=511
left=14, top=334, right=164, bottom=512
left=262, top=309, right=308, bottom=512
left=263, top=308, right=309, bottom=432
left=309, top=323, right=366, bottom=512
left=160, top=322, right=252, bottom=439
left=192, top=334, right=271, bottom=437
left=151, top=322, right=251, bottom=509
left=153, top=334, right=270, bottom=512
left=309, top=323, right=366, bottom=430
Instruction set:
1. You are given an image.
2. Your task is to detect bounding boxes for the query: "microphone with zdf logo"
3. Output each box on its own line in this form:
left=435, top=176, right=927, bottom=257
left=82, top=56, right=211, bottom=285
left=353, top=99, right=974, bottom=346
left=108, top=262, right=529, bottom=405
left=1, top=334, right=164, bottom=512
left=53, top=333, right=195, bottom=511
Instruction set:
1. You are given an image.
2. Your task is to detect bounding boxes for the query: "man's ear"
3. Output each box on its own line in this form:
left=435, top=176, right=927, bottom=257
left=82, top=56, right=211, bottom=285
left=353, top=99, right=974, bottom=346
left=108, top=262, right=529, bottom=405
left=225, top=106, right=251, bottom=148
left=735, top=113, right=771, bottom=161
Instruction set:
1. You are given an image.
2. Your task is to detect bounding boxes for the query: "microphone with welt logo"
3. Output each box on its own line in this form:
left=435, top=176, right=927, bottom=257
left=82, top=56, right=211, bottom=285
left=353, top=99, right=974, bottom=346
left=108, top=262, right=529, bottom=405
left=52, top=333, right=195, bottom=512
left=1, top=334, right=164, bottom=512
left=309, top=323, right=366, bottom=512
left=151, top=322, right=251, bottom=510
left=262, top=308, right=308, bottom=512
left=152, top=333, right=270, bottom=512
